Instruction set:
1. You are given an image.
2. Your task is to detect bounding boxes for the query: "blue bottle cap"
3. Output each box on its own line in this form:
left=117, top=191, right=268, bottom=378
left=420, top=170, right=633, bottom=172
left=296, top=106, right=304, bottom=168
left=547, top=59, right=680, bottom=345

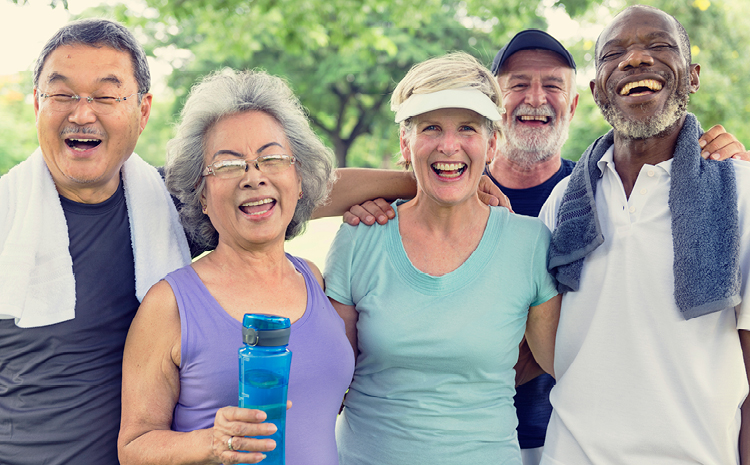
left=242, top=314, right=291, bottom=347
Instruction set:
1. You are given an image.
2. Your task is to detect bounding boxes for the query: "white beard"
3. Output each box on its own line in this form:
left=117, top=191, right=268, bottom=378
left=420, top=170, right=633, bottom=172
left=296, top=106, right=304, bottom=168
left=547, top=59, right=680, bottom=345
left=499, top=103, right=570, bottom=168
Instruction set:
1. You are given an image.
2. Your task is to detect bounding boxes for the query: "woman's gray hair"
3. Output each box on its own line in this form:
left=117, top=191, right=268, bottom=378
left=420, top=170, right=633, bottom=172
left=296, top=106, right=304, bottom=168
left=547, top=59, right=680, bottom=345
left=33, top=18, right=150, bottom=98
left=166, top=69, right=335, bottom=250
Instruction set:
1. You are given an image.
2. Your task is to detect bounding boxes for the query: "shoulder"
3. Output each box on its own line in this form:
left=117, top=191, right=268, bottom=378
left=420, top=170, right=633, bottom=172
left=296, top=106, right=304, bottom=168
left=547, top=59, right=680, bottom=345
left=331, top=216, right=392, bottom=250
left=130, top=279, right=181, bottom=346
left=538, top=176, right=571, bottom=231
left=127, top=278, right=183, bottom=366
left=731, top=159, right=750, bottom=187
left=548, top=174, right=571, bottom=199
left=561, top=157, right=576, bottom=174
left=303, top=259, right=325, bottom=289
left=284, top=253, right=325, bottom=288
left=139, top=279, right=179, bottom=317
left=732, top=159, right=750, bottom=219
left=490, top=207, right=551, bottom=242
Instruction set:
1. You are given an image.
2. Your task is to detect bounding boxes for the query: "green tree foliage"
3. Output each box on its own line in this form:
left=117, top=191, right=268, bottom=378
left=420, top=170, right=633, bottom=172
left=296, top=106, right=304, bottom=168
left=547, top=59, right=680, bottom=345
left=0, top=72, right=38, bottom=174
left=3, top=0, right=748, bottom=174
left=103, top=0, right=602, bottom=167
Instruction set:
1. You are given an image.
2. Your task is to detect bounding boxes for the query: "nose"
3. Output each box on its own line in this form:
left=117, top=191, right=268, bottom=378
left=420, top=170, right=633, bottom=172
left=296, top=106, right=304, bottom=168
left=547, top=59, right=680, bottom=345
left=619, top=48, right=654, bottom=71
left=67, top=98, right=98, bottom=126
left=438, top=130, right=460, bottom=155
left=239, top=161, right=266, bottom=188
left=524, top=81, right=547, bottom=107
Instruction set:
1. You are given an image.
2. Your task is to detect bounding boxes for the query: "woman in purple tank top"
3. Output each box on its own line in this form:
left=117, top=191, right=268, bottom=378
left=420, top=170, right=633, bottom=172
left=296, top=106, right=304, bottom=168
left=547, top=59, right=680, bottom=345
left=118, top=70, right=354, bottom=465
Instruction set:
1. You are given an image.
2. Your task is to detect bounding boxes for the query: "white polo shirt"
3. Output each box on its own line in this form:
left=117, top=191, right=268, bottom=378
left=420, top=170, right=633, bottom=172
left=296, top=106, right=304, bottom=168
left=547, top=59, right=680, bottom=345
left=539, top=146, right=750, bottom=465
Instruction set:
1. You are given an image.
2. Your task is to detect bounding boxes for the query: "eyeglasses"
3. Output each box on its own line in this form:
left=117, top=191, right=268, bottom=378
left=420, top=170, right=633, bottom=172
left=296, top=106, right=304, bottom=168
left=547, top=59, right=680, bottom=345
left=37, top=90, right=142, bottom=115
left=202, top=155, right=297, bottom=179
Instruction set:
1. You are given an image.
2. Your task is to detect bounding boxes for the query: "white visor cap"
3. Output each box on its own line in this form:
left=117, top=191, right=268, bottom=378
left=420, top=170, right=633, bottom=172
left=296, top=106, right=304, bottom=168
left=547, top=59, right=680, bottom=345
left=394, top=88, right=504, bottom=123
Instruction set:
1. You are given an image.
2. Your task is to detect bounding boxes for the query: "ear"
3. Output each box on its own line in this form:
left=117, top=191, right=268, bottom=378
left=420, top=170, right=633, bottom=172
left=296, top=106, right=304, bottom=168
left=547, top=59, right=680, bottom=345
left=569, top=92, right=580, bottom=119
left=33, top=87, right=40, bottom=121
left=486, top=129, right=498, bottom=164
left=139, top=93, right=153, bottom=133
left=400, top=128, right=412, bottom=164
left=199, top=185, right=207, bottom=210
left=689, top=63, right=700, bottom=94
left=589, top=80, right=597, bottom=100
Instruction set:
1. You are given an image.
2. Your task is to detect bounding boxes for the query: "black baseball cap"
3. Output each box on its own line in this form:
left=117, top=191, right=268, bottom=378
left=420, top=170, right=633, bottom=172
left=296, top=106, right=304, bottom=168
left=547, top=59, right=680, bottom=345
left=491, top=29, right=576, bottom=75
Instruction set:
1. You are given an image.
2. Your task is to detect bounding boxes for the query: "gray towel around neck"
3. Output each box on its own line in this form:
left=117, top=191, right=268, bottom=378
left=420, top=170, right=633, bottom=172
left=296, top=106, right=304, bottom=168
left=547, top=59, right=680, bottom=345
left=547, top=113, right=741, bottom=320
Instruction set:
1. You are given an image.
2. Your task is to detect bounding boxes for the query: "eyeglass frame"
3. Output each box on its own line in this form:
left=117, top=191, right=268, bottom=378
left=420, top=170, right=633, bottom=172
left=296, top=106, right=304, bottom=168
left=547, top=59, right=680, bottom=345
left=202, top=154, right=298, bottom=178
left=36, top=89, right=144, bottom=113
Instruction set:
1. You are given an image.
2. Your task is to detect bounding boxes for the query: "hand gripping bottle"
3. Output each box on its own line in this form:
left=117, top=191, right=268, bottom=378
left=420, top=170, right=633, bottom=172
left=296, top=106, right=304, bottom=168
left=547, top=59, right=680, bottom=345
left=239, top=314, right=292, bottom=465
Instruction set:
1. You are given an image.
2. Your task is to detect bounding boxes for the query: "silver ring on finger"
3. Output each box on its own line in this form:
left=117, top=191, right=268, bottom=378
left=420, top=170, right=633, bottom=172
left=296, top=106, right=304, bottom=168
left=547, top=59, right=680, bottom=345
left=227, top=435, right=235, bottom=451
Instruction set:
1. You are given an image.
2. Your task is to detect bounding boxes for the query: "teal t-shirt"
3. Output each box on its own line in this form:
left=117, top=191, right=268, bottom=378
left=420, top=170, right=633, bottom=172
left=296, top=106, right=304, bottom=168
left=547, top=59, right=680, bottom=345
left=324, top=201, right=558, bottom=465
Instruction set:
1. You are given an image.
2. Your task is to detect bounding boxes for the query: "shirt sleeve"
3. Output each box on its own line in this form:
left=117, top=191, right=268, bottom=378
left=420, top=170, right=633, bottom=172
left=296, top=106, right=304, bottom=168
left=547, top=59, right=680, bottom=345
left=538, top=176, right=570, bottom=232
left=529, top=221, right=559, bottom=308
left=732, top=160, right=750, bottom=330
left=324, top=223, right=357, bottom=306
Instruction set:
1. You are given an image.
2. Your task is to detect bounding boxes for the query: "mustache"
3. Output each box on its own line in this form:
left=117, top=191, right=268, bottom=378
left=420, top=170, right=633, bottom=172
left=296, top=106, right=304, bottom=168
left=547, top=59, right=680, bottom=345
left=59, top=126, right=105, bottom=137
left=511, top=103, right=555, bottom=118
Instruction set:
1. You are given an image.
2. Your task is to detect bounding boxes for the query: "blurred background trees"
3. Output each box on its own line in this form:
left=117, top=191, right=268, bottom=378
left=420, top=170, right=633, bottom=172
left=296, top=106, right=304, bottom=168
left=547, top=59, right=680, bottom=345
left=3, top=0, right=750, bottom=174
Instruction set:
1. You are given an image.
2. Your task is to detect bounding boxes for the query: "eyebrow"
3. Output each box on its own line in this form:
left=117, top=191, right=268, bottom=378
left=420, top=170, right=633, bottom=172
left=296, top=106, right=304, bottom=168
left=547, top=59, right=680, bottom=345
left=257, top=142, right=284, bottom=153
left=210, top=142, right=285, bottom=161
left=506, top=73, right=567, bottom=85
left=599, top=31, right=676, bottom=55
left=43, top=72, right=124, bottom=87
left=211, top=150, right=244, bottom=161
left=506, top=73, right=532, bottom=81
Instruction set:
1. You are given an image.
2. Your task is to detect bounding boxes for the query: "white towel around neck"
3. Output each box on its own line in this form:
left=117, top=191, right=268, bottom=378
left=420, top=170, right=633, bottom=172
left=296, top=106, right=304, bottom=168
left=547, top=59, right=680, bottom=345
left=0, top=148, right=191, bottom=328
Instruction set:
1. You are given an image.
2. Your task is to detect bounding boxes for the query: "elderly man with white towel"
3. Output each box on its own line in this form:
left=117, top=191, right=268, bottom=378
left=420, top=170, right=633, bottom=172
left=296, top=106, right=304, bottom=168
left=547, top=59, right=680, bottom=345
left=0, top=18, right=191, bottom=465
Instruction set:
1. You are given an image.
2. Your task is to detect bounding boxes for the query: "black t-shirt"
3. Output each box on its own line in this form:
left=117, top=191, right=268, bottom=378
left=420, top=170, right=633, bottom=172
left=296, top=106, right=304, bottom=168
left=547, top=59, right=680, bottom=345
left=486, top=158, right=575, bottom=218
left=0, top=179, right=137, bottom=465
left=485, top=158, right=575, bottom=449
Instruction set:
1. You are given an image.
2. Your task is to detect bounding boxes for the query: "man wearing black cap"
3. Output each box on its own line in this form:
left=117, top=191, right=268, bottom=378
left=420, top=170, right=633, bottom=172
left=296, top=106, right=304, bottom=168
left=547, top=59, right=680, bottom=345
left=484, top=28, right=579, bottom=465
left=486, top=30, right=578, bottom=218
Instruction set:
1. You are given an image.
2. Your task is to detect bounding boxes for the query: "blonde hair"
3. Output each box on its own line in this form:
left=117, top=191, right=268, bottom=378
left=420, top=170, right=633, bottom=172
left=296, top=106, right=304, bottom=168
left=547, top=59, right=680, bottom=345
left=392, top=52, right=502, bottom=168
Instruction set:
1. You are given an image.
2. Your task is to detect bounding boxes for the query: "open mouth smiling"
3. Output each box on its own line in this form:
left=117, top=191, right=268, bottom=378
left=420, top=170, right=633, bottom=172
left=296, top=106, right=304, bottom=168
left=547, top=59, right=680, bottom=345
left=432, top=162, right=467, bottom=179
left=619, top=79, right=664, bottom=97
left=65, top=138, right=102, bottom=151
left=517, top=114, right=550, bottom=124
left=239, top=197, right=276, bottom=216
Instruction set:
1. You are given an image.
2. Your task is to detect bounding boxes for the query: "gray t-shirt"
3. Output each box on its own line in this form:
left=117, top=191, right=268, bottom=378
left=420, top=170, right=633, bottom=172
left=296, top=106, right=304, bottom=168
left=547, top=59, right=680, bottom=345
left=0, top=180, right=137, bottom=465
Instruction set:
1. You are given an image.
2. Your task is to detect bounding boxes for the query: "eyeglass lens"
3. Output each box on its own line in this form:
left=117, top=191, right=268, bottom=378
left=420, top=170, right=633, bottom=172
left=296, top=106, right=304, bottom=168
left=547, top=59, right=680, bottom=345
left=38, top=92, right=139, bottom=115
left=211, top=156, right=294, bottom=178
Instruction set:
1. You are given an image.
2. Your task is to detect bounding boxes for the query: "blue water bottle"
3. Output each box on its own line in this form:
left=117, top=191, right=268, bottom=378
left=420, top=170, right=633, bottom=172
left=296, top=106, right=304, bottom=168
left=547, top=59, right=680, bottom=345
left=239, top=314, right=292, bottom=465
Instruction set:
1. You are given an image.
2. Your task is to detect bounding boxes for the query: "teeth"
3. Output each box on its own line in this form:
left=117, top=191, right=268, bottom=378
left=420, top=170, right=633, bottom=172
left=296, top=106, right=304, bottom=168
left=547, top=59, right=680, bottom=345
left=519, top=115, right=549, bottom=121
left=241, top=198, right=274, bottom=207
left=432, top=162, right=465, bottom=171
left=69, top=138, right=99, bottom=142
left=620, top=79, right=663, bottom=95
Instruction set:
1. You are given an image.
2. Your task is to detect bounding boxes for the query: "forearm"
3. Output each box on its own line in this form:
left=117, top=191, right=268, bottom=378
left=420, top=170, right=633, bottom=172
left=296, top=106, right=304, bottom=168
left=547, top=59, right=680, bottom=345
left=514, top=339, right=545, bottom=386
left=741, top=399, right=750, bottom=465
left=739, top=329, right=750, bottom=464
left=312, top=168, right=416, bottom=219
left=526, top=294, right=562, bottom=377
left=119, top=428, right=215, bottom=465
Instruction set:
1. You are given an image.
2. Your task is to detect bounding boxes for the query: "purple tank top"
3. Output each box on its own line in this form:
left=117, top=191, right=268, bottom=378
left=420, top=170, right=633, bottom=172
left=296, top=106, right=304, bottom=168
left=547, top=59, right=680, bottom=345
left=166, top=254, right=354, bottom=465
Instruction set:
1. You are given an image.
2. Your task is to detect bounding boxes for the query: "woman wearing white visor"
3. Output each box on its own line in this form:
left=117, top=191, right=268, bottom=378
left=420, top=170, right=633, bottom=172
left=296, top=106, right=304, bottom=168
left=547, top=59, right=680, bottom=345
left=325, top=52, right=562, bottom=465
